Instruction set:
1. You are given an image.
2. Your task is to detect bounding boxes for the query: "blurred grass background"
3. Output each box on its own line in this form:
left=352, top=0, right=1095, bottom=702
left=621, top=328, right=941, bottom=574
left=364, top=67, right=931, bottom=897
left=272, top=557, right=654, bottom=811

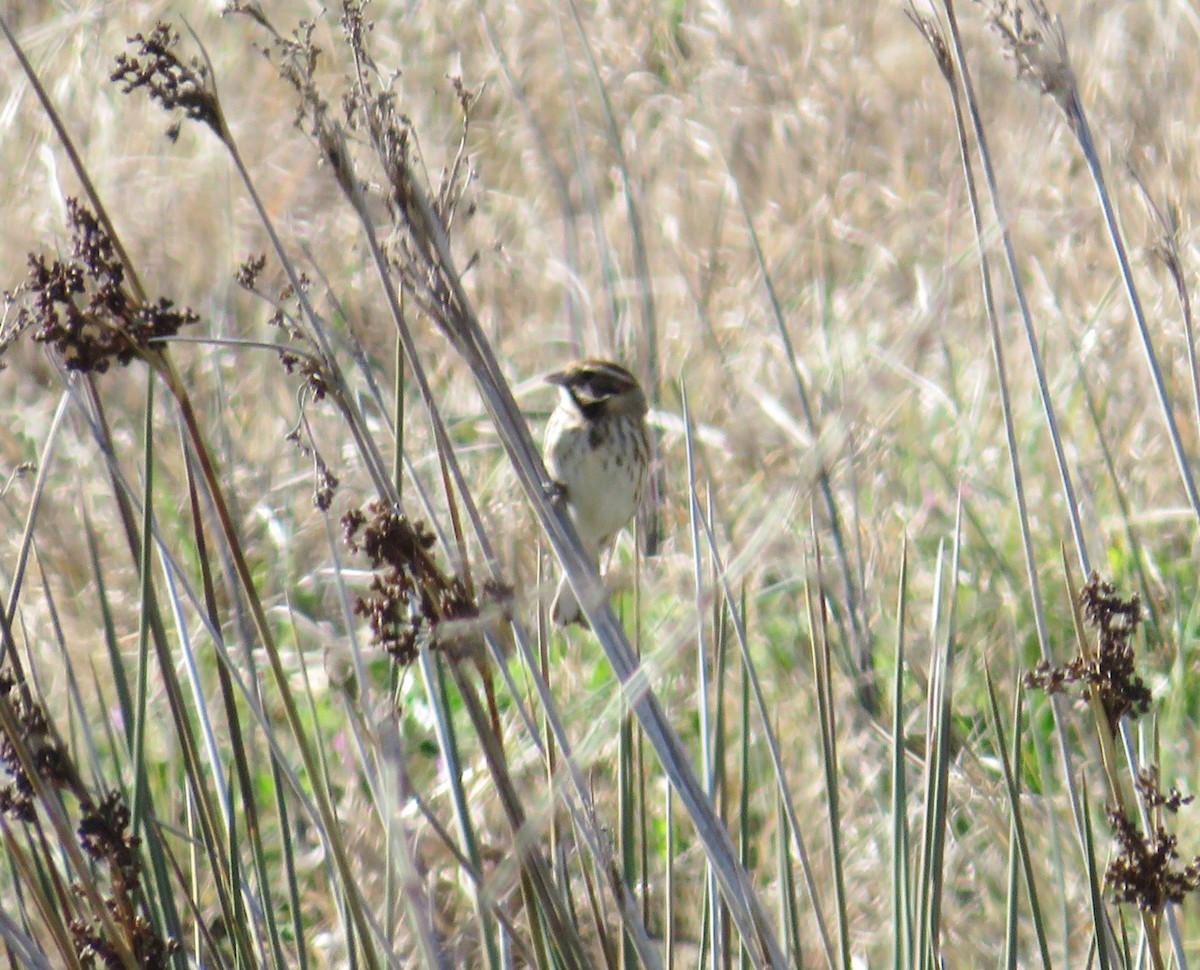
left=1, top=0, right=1199, bottom=966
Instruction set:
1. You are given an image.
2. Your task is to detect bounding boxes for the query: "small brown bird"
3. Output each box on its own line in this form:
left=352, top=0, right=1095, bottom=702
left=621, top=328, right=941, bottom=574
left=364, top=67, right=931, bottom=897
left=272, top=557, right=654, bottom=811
left=543, top=359, right=651, bottom=626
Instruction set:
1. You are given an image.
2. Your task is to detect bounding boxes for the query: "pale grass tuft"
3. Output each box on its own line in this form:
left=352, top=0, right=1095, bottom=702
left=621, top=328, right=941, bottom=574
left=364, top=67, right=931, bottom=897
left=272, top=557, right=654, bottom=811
left=978, top=0, right=1079, bottom=125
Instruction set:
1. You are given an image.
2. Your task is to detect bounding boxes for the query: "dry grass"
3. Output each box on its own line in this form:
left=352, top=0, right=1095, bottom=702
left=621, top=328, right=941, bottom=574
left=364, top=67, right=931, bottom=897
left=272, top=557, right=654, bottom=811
left=2, top=0, right=1200, bottom=966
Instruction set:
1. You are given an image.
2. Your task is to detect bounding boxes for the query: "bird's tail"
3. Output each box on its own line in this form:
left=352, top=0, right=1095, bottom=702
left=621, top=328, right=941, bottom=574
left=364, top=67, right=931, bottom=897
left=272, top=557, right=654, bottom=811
left=551, top=574, right=586, bottom=627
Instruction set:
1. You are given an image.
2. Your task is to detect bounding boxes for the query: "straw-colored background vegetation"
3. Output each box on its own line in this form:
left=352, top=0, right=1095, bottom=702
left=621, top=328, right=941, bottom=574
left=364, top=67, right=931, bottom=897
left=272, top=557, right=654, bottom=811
left=2, top=0, right=1199, bottom=965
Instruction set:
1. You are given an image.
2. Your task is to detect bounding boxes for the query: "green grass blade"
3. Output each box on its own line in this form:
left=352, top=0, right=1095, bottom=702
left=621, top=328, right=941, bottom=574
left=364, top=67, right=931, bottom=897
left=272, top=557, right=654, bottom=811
left=890, top=539, right=911, bottom=970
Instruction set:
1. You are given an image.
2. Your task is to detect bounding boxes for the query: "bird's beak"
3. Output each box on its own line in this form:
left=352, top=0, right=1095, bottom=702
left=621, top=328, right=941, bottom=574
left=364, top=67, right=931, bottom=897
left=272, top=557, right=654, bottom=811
left=544, top=367, right=570, bottom=387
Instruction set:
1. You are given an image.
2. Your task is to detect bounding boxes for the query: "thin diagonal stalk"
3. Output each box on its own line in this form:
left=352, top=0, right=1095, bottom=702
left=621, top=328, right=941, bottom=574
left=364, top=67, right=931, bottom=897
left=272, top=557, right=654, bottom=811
left=1128, top=173, right=1200, bottom=468
left=890, top=540, right=911, bottom=970
left=922, top=0, right=1088, bottom=843
left=682, top=390, right=837, bottom=970
left=682, top=385, right=720, bottom=965
left=936, top=1, right=1092, bottom=579
left=1, top=392, right=69, bottom=678
left=1079, top=783, right=1115, bottom=970
left=939, top=5, right=1189, bottom=962
left=169, top=375, right=384, bottom=970
left=699, top=102, right=874, bottom=714
left=982, top=668, right=1052, bottom=969
left=333, top=129, right=790, bottom=970
left=914, top=503, right=962, bottom=970
left=561, top=0, right=659, bottom=386
left=474, top=0, right=583, bottom=342
left=1065, top=99, right=1200, bottom=523
left=806, top=535, right=851, bottom=970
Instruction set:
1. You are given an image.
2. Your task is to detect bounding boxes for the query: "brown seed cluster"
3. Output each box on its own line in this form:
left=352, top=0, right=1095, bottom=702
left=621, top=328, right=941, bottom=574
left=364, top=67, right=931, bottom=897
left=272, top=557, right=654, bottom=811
left=1136, top=766, right=1193, bottom=814
left=111, top=21, right=223, bottom=142
left=285, top=430, right=339, bottom=512
left=1106, top=803, right=1200, bottom=914
left=77, top=790, right=140, bottom=888
left=1024, top=578, right=1200, bottom=913
left=342, top=502, right=477, bottom=666
left=1024, top=573, right=1151, bottom=730
left=69, top=908, right=181, bottom=970
left=0, top=676, right=71, bottom=822
left=3, top=200, right=197, bottom=373
left=0, top=674, right=179, bottom=966
left=233, top=257, right=332, bottom=404
left=234, top=255, right=341, bottom=509
left=1105, top=769, right=1200, bottom=913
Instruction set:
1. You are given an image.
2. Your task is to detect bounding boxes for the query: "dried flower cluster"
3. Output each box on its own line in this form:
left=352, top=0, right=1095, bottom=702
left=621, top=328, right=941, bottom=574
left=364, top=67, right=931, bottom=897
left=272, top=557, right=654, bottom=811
left=0, top=676, right=72, bottom=821
left=343, top=501, right=478, bottom=666
left=1024, top=573, right=1151, bottom=729
left=245, top=0, right=479, bottom=344
left=287, top=429, right=340, bottom=511
left=2, top=200, right=197, bottom=373
left=238, top=262, right=333, bottom=402
left=240, top=10, right=360, bottom=203
left=0, top=675, right=179, bottom=966
left=976, top=0, right=1080, bottom=128
left=235, top=255, right=341, bottom=509
left=1136, top=767, right=1193, bottom=814
left=906, top=6, right=954, bottom=83
left=256, top=15, right=329, bottom=136
left=111, top=21, right=224, bottom=142
left=70, top=910, right=180, bottom=970
left=1106, top=804, right=1200, bottom=913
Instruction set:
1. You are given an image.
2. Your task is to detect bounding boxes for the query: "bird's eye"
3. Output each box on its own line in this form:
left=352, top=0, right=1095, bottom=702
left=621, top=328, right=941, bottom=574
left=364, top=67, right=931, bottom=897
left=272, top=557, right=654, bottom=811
left=584, top=375, right=621, bottom=397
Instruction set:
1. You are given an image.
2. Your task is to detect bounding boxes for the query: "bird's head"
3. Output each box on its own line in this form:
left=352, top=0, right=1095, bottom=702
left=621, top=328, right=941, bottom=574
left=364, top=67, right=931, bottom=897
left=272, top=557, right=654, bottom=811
left=545, top=359, right=647, bottom=420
